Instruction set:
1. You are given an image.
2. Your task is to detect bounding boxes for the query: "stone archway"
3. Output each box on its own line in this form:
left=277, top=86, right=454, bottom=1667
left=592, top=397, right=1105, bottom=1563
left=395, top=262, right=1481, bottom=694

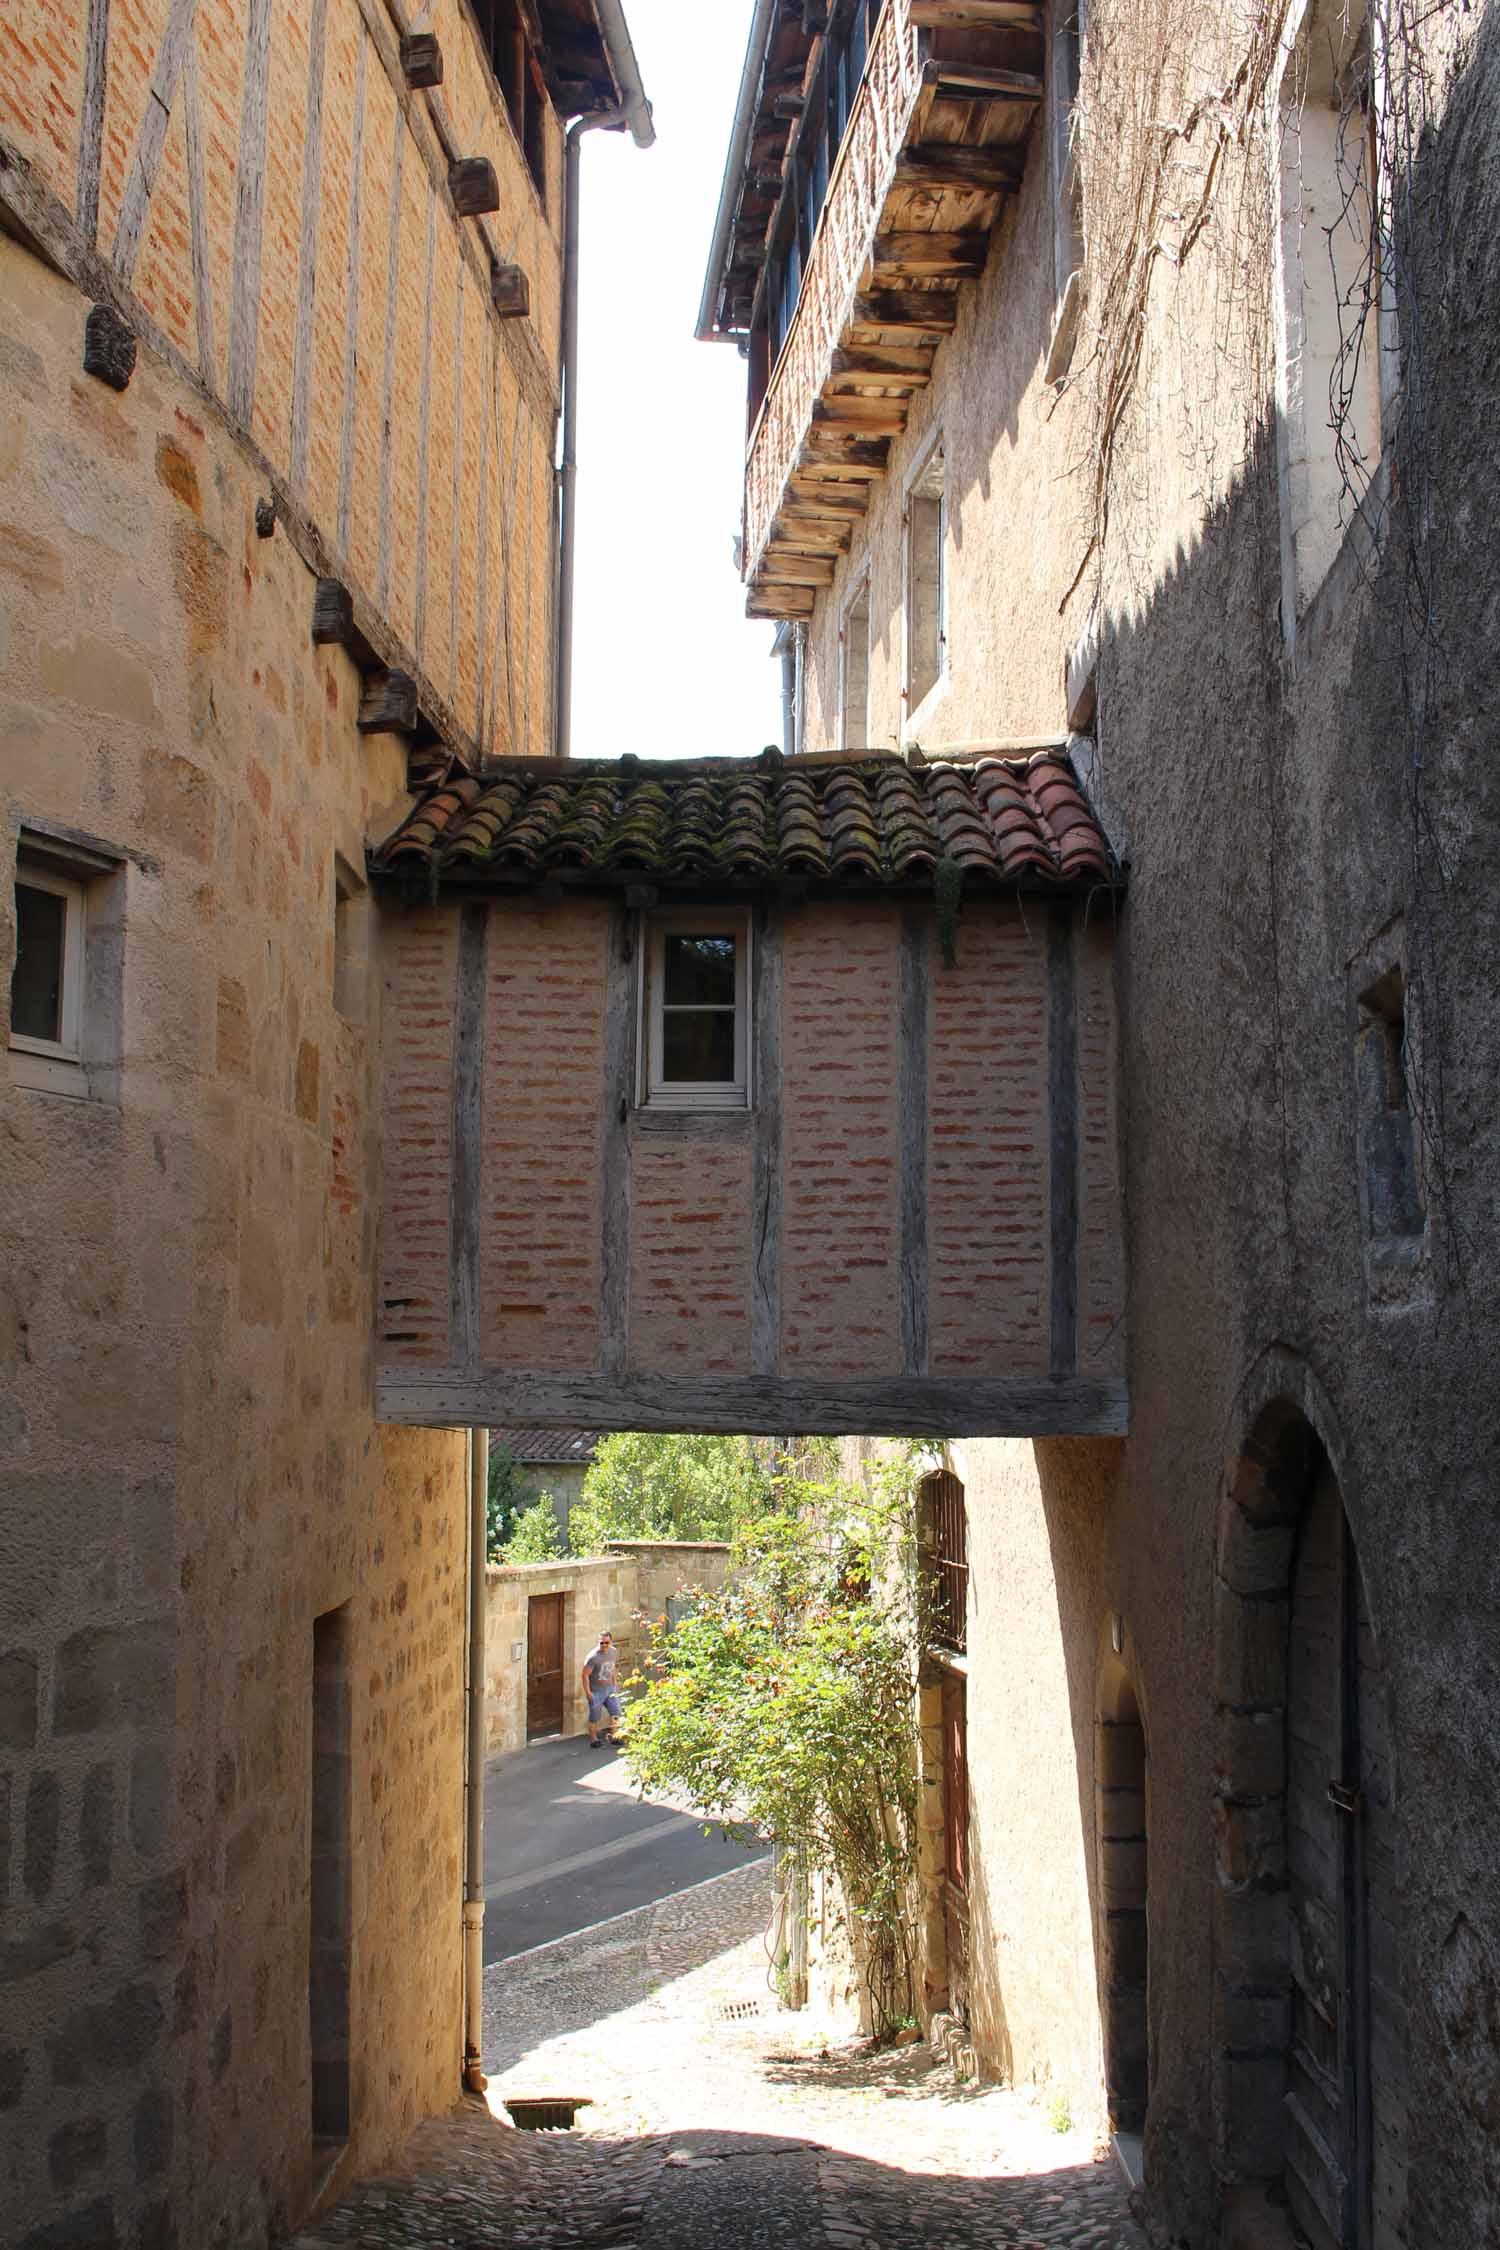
left=1212, top=1355, right=1406, bottom=2250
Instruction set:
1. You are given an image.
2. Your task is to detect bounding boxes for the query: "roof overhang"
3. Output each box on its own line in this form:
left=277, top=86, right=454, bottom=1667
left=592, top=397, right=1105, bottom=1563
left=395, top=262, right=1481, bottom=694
left=537, top=0, right=654, bottom=146
left=370, top=744, right=1122, bottom=899
left=697, top=0, right=782, bottom=340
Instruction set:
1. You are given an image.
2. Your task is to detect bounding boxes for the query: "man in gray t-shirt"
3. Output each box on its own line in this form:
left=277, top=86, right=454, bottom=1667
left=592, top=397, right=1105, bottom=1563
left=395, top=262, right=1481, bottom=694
left=583, top=1631, right=621, bottom=1749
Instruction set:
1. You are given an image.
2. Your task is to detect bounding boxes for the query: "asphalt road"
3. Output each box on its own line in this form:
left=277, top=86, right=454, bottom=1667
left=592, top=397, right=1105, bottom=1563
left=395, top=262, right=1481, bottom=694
left=481, top=1732, right=769, bottom=1964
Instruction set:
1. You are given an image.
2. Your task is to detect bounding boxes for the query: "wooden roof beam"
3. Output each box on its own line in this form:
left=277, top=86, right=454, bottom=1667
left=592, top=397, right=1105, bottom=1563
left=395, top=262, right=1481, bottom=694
left=895, top=144, right=1026, bottom=192
left=908, top=0, right=1044, bottom=24
left=850, top=290, right=960, bottom=335
left=872, top=231, right=990, bottom=281
left=920, top=60, right=1044, bottom=100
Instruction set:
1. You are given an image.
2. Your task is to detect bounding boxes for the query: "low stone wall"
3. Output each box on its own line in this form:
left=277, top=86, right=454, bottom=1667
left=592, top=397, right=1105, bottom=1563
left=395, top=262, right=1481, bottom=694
left=484, top=1542, right=734, bottom=1757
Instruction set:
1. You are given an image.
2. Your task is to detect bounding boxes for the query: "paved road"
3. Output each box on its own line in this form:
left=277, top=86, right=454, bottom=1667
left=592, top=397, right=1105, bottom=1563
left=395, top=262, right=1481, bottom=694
left=482, top=1732, right=769, bottom=1963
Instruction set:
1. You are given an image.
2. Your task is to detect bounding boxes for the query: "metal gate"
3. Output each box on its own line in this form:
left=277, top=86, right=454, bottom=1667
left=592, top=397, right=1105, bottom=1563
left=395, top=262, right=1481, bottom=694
left=526, top=1592, right=565, bottom=1739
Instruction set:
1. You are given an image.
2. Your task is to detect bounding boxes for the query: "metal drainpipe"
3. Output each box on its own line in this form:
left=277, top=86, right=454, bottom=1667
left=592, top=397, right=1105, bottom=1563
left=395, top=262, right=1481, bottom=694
left=555, top=108, right=627, bottom=761
left=462, top=1424, right=490, bottom=2093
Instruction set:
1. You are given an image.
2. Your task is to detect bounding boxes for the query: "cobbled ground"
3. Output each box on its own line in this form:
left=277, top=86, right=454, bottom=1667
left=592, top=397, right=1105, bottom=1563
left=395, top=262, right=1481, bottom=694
left=289, top=1860, right=1145, bottom=2250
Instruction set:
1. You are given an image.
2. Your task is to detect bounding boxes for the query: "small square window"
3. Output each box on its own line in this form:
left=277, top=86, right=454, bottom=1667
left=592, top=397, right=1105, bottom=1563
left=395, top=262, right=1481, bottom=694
left=642, top=911, right=750, bottom=1110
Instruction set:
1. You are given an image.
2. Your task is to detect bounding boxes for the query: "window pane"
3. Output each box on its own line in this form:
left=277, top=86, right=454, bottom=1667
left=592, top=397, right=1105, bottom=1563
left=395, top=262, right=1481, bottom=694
left=663, top=934, right=736, bottom=1007
left=12, top=882, right=65, bottom=1042
left=663, top=1009, right=736, bottom=1084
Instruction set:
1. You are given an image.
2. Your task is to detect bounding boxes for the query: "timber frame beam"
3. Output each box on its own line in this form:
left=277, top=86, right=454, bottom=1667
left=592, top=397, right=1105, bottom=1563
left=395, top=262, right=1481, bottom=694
left=377, top=1369, right=1129, bottom=1439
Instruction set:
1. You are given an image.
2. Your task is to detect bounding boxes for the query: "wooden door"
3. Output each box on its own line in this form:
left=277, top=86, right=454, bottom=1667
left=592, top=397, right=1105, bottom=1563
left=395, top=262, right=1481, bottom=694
left=941, top=1669, right=970, bottom=2022
left=526, top=1594, right=565, bottom=1739
left=1285, top=1463, right=1406, bottom=2249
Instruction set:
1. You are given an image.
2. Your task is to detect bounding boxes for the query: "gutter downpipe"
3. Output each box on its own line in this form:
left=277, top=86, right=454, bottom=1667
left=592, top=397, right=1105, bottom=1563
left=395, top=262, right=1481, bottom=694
left=462, top=1424, right=489, bottom=2093
left=554, top=17, right=653, bottom=759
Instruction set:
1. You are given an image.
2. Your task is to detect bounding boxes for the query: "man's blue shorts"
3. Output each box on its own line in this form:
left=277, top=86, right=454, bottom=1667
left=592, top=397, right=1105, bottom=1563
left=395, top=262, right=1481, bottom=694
left=589, top=1689, right=622, bottom=1724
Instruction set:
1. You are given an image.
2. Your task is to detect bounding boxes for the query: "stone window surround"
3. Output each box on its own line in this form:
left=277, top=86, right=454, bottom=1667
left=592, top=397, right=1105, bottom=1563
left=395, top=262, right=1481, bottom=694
left=838, top=563, right=873, bottom=753
left=637, top=906, right=752, bottom=1113
left=901, top=429, right=949, bottom=740
left=7, top=817, right=131, bottom=1104
left=1270, top=0, right=1401, bottom=659
left=1347, top=912, right=1430, bottom=1309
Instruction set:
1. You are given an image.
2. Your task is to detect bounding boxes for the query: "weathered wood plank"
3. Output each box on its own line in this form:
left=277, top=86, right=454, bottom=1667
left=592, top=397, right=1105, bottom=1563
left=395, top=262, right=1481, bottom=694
left=747, top=585, right=816, bottom=621
left=449, top=157, right=500, bottom=217
left=921, top=60, right=1044, bottom=100
left=312, top=577, right=355, bottom=645
left=629, top=1111, right=754, bottom=1143
left=376, top=1369, right=1131, bottom=1439
left=76, top=0, right=111, bottom=247
left=180, top=31, right=215, bottom=379
left=82, top=302, right=136, bottom=389
left=900, top=908, right=930, bottom=1377
left=412, top=184, right=438, bottom=657
left=909, top=0, right=1044, bottom=25
left=111, top=0, right=199, bottom=284
left=448, top=261, right=466, bottom=704
left=377, top=103, right=406, bottom=615
left=489, top=262, right=530, bottom=319
left=289, top=0, right=329, bottom=496
left=873, top=231, right=990, bottom=281
left=851, top=289, right=959, bottom=335
left=357, top=669, right=418, bottom=732
left=798, top=431, right=890, bottom=470
left=751, top=903, right=783, bottom=1380
left=226, top=0, right=273, bottom=426
left=895, top=143, right=1026, bottom=191
left=599, top=901, right=637, bottom=1376
left=813, top=399, right=910, bottom=437
left=336, top=27, right=368, bottom=555
left=449, top=902, right=488, bottom=1368
left=1048, top=903, right=1079, bottom=1380
left=400, top=31, right=443, bottom=87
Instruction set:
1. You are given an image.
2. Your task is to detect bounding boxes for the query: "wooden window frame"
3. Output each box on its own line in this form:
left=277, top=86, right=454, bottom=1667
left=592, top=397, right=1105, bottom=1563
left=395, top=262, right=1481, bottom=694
left=640, top=907, right=752, bottom=1113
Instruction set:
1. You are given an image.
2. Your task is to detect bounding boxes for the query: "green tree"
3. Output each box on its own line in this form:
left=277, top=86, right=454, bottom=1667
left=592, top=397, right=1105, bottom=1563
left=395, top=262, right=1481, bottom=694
left=623, top=1447, right=925, bottom=2035
left=486, top=1442, right=540, bottom=1560
left=501, top=1493, right=566, bottom=1562
left=568, top=1432, right=785, bottom=1556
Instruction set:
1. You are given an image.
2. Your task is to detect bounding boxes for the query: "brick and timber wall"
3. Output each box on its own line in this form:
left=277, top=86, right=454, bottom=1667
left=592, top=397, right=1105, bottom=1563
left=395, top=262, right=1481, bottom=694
left=0, top=0, right=562, bottom=770
left=376, top=891, right=1125, bottom=1438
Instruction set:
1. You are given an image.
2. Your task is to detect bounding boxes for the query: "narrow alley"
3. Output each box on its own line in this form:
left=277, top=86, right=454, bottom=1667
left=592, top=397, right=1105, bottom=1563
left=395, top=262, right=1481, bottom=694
left=291, top=1864, right=1143, bottom=2250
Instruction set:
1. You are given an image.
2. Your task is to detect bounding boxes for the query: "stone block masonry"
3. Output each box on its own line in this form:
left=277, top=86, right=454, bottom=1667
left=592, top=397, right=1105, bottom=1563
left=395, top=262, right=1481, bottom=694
left=0, top=229, right=469, bottom=2250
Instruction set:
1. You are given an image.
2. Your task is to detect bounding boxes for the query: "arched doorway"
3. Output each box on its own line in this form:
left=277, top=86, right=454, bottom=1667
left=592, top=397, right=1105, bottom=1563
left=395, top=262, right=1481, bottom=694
left=1096, top=1652, right=1148, bottom=2141
left=1213, top=1381, right=1406, bottom=2249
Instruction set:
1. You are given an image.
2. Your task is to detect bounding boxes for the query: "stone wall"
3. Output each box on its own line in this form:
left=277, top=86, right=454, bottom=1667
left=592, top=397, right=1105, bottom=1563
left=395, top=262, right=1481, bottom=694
left=804, top=8, right=1500, bottom=2243
left=483, top=1544, right=733, bottom=1759
left=0, top=227, right=474, bottom=2249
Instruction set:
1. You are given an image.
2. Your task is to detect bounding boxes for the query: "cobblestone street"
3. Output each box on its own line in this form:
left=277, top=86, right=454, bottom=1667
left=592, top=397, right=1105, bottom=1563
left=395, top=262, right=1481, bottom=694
left=290, top=1863, right=1145, bottom=2250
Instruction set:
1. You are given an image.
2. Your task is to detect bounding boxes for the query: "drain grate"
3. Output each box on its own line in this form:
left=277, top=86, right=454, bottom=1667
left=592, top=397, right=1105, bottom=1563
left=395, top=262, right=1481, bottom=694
left=716, top=1999, right=763, bottom=2020
left=504, top=2096, right=592, bottom=2131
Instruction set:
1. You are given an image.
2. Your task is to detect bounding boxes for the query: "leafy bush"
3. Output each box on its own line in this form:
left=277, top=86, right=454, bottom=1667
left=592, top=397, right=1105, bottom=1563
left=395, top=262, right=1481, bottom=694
left=568, top=1432, right=787, bottom=1556
left=501, top=1493, right=566, bottom=1562
left=624, top=1446, right=924, bottom=2034
left=486, top=1442, right=541, bottom=1560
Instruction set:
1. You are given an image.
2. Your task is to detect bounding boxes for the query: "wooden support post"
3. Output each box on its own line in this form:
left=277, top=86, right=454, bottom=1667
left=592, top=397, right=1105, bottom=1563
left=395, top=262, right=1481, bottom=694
left=1047, top=903, right=1079, bottom=1380
left=599, top=902, right=637, bottom=1377
left=900, top=908, right=930, bottom=1378
left=449, top=157, right=500, bottom=217
left=358, top=669, right=419, bottom=733
left=400, top=31, right=443, bottom=87
left=83, top=303, right=136, bottom=390
left=449, top=903, right=487, bottom=1369
left=312, top=578, right=354, bottom=646
left=489, top=263, right=530, bottom=319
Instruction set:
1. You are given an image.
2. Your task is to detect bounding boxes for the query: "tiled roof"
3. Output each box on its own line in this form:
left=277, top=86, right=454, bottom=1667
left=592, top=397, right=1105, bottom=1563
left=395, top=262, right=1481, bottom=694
left=371, top=748, right=1116, bottom=892
left=490, top=1427, right=601, bottom=1467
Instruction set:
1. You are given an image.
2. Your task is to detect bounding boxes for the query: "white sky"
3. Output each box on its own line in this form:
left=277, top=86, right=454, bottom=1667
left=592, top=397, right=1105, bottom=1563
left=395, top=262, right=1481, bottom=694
left=568, top=0, right=784, bottom=763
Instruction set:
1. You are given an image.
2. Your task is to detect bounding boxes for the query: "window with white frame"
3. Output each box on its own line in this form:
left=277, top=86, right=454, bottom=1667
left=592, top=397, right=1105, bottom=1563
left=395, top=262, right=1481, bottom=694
left=905, top=441, right=947, bottom=718
left=9, top=828, right=125, bottom=1099
left=1274, top=0, right=1393, bottom=639
left=642, top=910, right=750, bottom=1110
left=839, top=574, right=871, bottom=752
left=11, top=859, right=84, bottom=1065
